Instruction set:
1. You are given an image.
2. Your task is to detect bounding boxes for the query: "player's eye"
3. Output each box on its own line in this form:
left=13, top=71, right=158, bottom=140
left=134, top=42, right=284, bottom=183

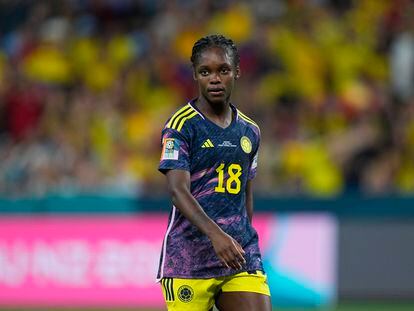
left=199, top=70, right=209, bottom=76
left=221, top=68, right=230, bottom=74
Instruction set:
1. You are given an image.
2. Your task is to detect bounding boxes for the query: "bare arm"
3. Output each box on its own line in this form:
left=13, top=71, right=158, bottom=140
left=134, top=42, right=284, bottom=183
left=246, top=180, right=254, bottom=223
left=165, top=169, right=245, bottom=269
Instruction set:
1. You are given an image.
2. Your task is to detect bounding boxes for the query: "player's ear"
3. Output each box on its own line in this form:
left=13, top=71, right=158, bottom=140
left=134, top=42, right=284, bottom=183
left=192, top=67, right=197, bottom=80
left=235, top=66, right=241, bottom=80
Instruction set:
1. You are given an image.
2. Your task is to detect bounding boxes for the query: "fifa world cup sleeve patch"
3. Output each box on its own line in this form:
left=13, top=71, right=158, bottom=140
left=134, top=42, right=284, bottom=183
left=161, top=138, right=180, bottom=160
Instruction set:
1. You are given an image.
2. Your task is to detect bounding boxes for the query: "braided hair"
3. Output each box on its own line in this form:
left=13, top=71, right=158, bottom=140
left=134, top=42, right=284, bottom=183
left=190, top=34, right=240, bottom=68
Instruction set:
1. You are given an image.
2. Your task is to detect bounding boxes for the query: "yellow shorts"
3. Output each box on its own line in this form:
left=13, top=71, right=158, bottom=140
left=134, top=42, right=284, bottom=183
left=160, top=270, right=270, bottom=311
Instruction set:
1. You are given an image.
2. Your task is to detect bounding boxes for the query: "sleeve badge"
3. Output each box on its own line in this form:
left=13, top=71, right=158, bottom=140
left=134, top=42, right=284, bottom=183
left=161, top=138, right=180, bottom=160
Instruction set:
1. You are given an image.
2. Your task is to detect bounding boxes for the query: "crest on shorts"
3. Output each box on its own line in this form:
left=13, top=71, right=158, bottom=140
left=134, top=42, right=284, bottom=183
left=177, top=285, right=194, bottom=303
left=240, top=136, right=252, bottom=154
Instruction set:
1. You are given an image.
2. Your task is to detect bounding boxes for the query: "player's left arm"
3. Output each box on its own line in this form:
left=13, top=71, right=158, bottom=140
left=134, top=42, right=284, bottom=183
left=246, top=180, right=254, bottom=223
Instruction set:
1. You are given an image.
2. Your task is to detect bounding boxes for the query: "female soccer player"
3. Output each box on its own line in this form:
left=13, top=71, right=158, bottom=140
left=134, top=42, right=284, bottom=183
left=158, top=34, right=271, bottom=311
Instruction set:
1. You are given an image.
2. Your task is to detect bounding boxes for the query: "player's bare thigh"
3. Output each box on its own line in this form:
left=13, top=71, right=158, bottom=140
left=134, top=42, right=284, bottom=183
left=215, top=292, right=272, bottom=311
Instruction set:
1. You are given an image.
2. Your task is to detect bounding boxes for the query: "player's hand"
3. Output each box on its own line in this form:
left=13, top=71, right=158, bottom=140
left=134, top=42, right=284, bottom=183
left=209, top=230, right=246, bottom=270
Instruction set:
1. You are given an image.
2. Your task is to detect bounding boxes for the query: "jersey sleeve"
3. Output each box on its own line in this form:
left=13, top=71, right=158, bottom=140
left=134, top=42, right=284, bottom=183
left=158, top=127, right=191, bottom=174
left=248, top=129, right=261, bottom=180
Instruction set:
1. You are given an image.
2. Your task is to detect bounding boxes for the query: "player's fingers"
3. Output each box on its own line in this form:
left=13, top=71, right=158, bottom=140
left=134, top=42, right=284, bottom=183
left=219, top=256, right=230, bottom=268
left=218, top=242, right=244, bottom=269
left=235, top=259, right=243, bottom=270
left=221, top=249, right=236, bottom=268
left=234, top=241, right=245, bottom=255
left=236, top=254, right=246, bottom=266
left=230, top=250, right=244, bottom=267
left=233, top=243, right=246, bottom=264
left=222, top=250, right=241, bottom=270
left=232, top=240, right=246, bottom=261
left=228, top=250, right=243, bottom=270
left=227, top=257, right=241, bottom=270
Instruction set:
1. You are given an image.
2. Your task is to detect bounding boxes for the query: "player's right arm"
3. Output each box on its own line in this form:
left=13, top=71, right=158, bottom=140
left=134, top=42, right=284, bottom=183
left=165, top=169, right=246, bottom=270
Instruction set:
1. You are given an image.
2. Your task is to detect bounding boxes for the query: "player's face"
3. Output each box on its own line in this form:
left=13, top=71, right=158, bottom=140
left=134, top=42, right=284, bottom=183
left=193, top=47, right=240, bottom=105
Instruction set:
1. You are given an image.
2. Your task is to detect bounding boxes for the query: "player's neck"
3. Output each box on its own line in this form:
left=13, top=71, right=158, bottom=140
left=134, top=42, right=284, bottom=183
left=195, top=97, right=233, bottom=128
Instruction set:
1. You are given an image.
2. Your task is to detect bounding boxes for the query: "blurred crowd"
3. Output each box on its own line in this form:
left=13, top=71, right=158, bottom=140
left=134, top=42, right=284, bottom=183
left=1, top=0, right=414, bottom=198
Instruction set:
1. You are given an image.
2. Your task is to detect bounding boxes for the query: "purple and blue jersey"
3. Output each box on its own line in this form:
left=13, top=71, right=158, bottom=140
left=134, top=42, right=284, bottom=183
left=157, top=99, right=263, bottom=279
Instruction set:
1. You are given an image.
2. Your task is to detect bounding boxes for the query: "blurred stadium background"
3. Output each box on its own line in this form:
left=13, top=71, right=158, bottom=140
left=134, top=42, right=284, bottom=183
left=1, top=0, right=414, bottom=310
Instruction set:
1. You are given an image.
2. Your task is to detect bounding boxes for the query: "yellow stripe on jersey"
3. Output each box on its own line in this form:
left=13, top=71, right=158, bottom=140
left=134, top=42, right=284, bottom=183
left=238, top=110, right=256, bottom=124
left=238, top=110, right=259, bottom=129
left=176, top=111, right=198, bottom=132
left=171, top=108, right=195, bottom=129
left=166, top=104, right=191, bottom=128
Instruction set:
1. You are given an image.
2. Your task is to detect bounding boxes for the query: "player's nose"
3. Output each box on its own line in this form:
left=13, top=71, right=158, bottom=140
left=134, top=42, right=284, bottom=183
left=209, top=72, right=221, bottom=83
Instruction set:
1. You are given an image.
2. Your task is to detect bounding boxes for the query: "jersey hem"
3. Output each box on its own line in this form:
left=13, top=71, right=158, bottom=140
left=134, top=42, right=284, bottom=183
left=157, top=268, right=265, bottom=280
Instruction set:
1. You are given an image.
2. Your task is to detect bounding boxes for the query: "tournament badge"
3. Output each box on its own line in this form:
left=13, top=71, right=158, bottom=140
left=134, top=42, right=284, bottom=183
left=240, top=136, right=252, bottom=154
left=161, top=138, right=180, bottom=160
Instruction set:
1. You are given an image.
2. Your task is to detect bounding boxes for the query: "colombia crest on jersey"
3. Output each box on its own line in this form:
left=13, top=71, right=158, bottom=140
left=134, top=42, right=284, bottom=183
left=158, top=99, right=262, bottom=279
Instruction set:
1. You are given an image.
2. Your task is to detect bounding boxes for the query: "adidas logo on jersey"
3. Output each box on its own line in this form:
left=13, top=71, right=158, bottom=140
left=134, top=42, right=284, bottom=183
left=201, top=139, right=214, bottom=148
